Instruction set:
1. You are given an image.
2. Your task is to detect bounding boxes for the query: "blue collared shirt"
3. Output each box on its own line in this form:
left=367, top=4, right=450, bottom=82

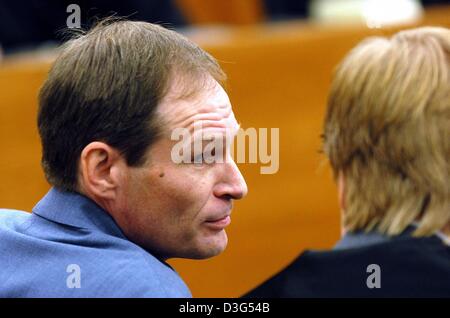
left=0, top=188, right=192, bottom=297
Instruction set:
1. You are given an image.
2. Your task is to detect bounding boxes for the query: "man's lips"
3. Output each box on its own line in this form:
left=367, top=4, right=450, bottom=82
left=204, top=215, right=231, bottom=231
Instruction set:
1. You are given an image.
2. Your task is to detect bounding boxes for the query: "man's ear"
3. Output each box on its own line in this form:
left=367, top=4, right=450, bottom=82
left=78, top=142, right=127, bottom=201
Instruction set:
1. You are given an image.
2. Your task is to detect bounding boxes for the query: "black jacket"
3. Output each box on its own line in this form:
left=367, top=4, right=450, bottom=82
left=244, top=235, right=450, bottom=297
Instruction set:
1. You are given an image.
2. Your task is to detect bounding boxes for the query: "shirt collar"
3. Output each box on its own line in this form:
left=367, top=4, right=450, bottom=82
left=333, top=229, right=392, bottom=250
left=334, top=223, right=450, bottom=250
left=32, top=187, right=126, bottom=239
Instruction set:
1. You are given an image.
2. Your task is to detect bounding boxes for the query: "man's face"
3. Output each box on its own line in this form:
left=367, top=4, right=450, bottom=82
left=117, top=76, right=248, bottom=260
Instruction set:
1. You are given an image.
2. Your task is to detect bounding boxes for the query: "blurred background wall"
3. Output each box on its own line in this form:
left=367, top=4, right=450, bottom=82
left=1, top=0, right=449, bottom=297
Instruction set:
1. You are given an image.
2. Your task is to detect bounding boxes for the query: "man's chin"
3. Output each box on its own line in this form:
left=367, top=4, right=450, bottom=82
left=188, top=232, right=228, bottom=259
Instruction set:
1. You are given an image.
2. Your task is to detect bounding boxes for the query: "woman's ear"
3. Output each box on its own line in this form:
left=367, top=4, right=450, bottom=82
left=78, top=142, right=127, bottom=201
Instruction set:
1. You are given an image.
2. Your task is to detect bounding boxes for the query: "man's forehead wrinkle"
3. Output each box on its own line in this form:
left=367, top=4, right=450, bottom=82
left=159, top=88, right=228, bottom=116
left=158, top=98, right=199, bottom=129
left=157, top=78, right=236, bottom=136
left=177, top=117, right=231, bottom=136
left=196, top=103, right=231, bottom=116
left=166, top=101, right=233, bottom=128
left=165, top=108, right=221, bottom=131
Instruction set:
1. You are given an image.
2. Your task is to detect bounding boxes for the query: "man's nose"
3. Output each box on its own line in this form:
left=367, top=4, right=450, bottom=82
left=214, top=160, right=248, bottom=200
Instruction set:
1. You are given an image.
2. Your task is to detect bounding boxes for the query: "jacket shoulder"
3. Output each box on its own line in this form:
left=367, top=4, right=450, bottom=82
left=245, top=237, right=450, bottom=297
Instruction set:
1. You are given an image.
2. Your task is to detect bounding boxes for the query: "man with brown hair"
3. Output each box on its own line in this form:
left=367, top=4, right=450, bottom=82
left=246, top=27, right=450, bottom=297
left=0, top=20, right=247, bottom=297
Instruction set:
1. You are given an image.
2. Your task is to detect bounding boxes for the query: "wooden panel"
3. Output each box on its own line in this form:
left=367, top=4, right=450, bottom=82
left=0, top=60, right=52, bottom=210
left=0, top=5, right=449, bottom=298
left=176, top=0, right=265, bottom=25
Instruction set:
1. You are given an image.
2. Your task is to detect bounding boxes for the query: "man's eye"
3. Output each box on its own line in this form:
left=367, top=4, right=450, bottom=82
left=192, top=149, right=217, bottom=165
